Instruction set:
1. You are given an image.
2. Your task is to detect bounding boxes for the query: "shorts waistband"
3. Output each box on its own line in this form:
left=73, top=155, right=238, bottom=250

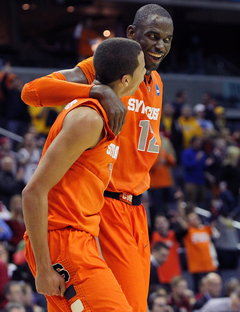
left=104, top=190, right=142, bottom=206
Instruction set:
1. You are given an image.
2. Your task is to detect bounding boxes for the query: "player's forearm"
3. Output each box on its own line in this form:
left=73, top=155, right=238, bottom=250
left=22, top=187, right=52, bottom=271
left=21, top=73, right=93, bottom=108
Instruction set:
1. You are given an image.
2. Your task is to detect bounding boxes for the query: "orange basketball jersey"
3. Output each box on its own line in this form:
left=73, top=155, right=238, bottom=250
left=151, top=230, right=181, bottom=283
left=183, top=225, right=218, bottom=273
left=79, top=57, right=163, bottom=195
left=40, top=98, right=118, bottom=237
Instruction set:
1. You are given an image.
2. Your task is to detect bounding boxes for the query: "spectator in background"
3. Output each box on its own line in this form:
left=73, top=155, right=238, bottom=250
left=0, top=156, right=24, bottom=209
left=220, top=129, right=237, bottom=151
left=4, top=281, right=24, bottom=308
left=0, top=201, right=11, bottom=221
left=148, top=293, right=174, bottom=312
left=200, top=287, right=240, bottom=312
left=168, top=276, right=194, bottom=312
left=195, top=276, right=208, bottom=301
left=4, top=302, right=26, bottom=312
left=150, top=242, right=170, bottom=287
left=204, top=137, right=227, bottom=199
left=17, top=133, right=41, bottom=187
left=0, top=243, right=17, bottom=279
left=214, top=211, right=240, bottom=270
left=193, top=103, right=214, bottom=133
left=214, top=106, right=226, bottom=132
left=21, top=283, right=44, bottom=312
left=180, top=204, right=219, bottom=293
left=218, top=145, right=240, bottom=210
left=178, top=105, right=203, bottom=149
left=171, top=90, right=188, bottom=120
left=0, top=74, right=31, bottom=150
left=150, top=213, right=187, bottom=290
left=28, top=106, right=64, bottom=140
left=201, top=91, right=217, bottom=123
left=223, top=278, right=240, bottom=298
left=75, top=18, right=98, bottom=61
left=181, top=136, right=208, bottom=206
left=193, top=272, right=222, bottom=310
left=0, top=137, right=18, bottom=173
left=10, top=260, right=47, bottom=312
left=0, top=61, right=16, bottom=129
left=161, top=103, right=175, bottom=138
left=0, top=220, right=12, bottom=243
left=5, top=195, right=26, bottom=260
left=148, top=286, right=169, bottom=301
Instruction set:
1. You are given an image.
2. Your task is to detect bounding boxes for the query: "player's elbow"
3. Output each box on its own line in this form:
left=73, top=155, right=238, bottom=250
left=21, top=82, right=41, bottom=107
left=22, top=182, right=44, bottom=213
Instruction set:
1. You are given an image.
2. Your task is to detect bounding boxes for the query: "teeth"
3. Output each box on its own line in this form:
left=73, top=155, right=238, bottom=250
left=148, top=52, right=162, bottom=58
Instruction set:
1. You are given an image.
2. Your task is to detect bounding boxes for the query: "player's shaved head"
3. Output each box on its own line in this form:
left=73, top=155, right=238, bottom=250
left=132, top=4, right=172, bottom=29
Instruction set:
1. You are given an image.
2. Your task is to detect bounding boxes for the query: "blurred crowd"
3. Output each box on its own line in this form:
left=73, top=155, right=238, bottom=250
left=147, top=90, right=240, bottom=311
left=1, top=64, right=240, bottom=312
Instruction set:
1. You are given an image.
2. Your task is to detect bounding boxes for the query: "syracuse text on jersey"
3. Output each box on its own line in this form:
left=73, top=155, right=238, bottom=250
left=127, top=98, right=160, bottom=120
left=107, top=143, right=119, bottom=160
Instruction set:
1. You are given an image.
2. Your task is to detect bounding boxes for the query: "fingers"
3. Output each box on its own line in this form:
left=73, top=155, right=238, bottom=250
left=60, top=279, right=66, bottom=297
left=110, top=106, right=127, bottom=136
left=36, top=274, right=66, bottom=297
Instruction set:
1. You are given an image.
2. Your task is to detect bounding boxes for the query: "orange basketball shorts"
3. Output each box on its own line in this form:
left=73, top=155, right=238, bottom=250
left=24, top=227, right=132, bottom=312
left=99, top=197, right=151, bottom=312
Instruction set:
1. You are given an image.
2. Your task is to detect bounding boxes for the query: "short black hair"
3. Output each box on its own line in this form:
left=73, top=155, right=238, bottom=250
left=93, top=38, right=142, bottom=84
left=132, top=4, right=172, bottom=29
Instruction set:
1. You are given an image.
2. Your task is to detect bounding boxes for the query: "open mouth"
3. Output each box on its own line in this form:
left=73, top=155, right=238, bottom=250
left=147, top=52, right=164, bottom=62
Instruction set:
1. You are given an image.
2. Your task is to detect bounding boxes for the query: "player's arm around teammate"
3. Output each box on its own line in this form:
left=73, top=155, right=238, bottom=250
left=21, top=65, right=126, bottom=136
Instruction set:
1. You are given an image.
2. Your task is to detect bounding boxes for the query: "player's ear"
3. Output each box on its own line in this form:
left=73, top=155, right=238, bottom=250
left=121, top=74, right=130, bottom=86
left=126, top=25, right=136, bottom=40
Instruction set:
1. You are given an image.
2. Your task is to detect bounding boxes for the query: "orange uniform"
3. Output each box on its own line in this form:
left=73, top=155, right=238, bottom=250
left=183, top=225, right=218, bottom=273
left=21, top=57, right=163, bottom=312
left=151, top=230, right=181, bottom=284
left=24, top=99, right=132, bottom=312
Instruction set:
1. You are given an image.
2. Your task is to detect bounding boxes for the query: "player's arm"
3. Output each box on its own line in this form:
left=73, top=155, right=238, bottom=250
left=22, top=106, right=103, bottom=297
left=21, top=60, right=127, bottom=136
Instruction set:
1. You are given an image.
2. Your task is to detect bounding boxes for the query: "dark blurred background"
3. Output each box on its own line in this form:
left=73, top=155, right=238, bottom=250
left=1, top=0, right=240, bottom=122
left=1, top=0, right=240, bottom=76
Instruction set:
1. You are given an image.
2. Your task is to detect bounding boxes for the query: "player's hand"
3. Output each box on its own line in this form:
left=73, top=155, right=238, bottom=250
left=35, top=267, right=66, bottom=297
left=89, top=83, right=127, bottom=136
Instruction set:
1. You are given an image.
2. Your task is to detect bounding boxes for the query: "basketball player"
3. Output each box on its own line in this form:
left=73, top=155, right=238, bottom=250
left=22, top=38, right=145, bottom=312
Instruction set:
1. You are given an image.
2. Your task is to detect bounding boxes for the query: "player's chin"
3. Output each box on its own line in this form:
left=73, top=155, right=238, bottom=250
left=146, top=62, right=161, bottom=72
left=147, top=57, right=164, bottom=70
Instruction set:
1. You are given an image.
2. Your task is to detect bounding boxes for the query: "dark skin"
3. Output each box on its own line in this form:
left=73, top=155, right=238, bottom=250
left=58, top=14, right=173, bottom=135
left=127, top=15, right=173, bottom=76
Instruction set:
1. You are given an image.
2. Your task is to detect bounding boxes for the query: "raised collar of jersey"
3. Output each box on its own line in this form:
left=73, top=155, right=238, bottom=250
left=144, top=75, right=152, bottom=85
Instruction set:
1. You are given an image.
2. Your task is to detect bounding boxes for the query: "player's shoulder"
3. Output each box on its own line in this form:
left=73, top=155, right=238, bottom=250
left=63, top=105, right=104, bottom=143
